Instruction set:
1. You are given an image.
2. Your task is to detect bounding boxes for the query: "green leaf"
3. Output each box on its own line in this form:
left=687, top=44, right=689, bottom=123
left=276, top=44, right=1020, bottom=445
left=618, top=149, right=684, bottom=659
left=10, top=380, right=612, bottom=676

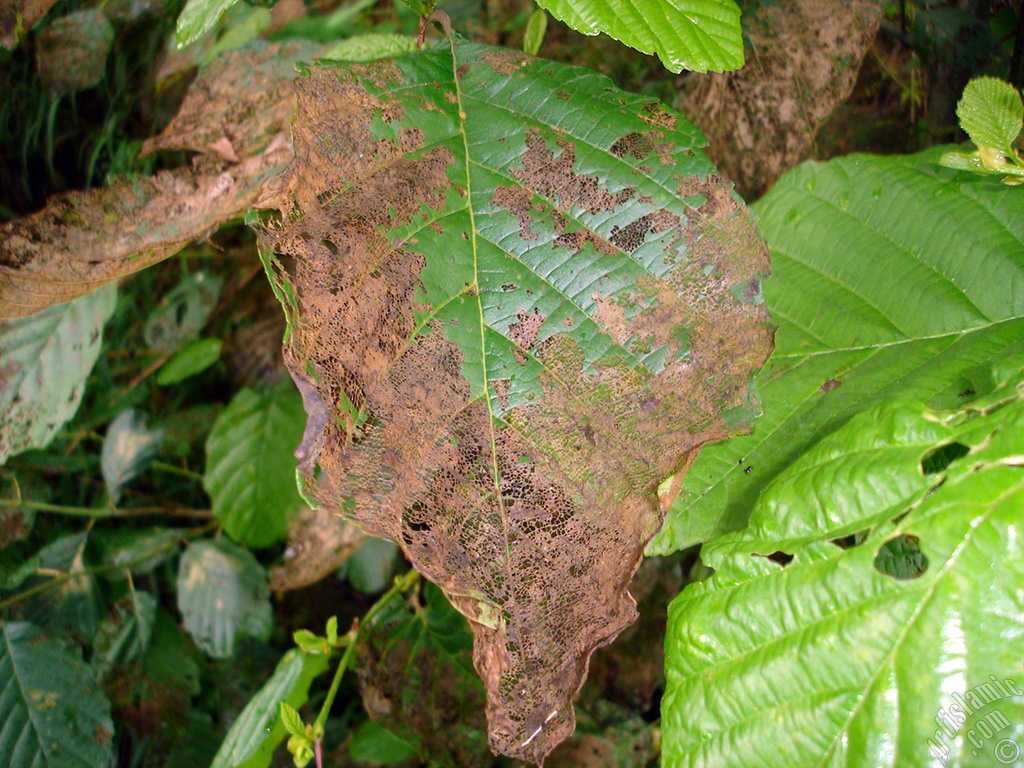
left=254, top=40, right=771, bottom=763
left=662, top=363, right=1024, bottom=768
left=320, top=33, right=417, bottom=62
left=97, top=527, right=183, bottom=575
left=0, top=284, right=117, bottom=465
left=533, top=0, right=743, bottom=72
left=278, top=702, right=306, bottom=737
left=209, top=648, right=331, bottom=768
left=650, top=146, right=1024, bottom=554
left=92, top=590, right=159, bottom=676
left=957, top=76, right=1023, bottom=154
left=156, top=337, right=223, bottom=385
left=144, top=271, right=222, bottom=352
left=0, top=621, right=114, bottom=768
left=176, top=0, right=241, bottom=48
left=19, top=532, right=100, bottom=641
left=349, top=720, right=417, bottom=764
left=176, top=539, right=272, bottom=658
left=101, top=409, right=163, bottom=504
left=523, top=9, right=547, bottom=56
left=204, top=385, right=306, bottom=548
left=347, top=536, right=399, bottom=595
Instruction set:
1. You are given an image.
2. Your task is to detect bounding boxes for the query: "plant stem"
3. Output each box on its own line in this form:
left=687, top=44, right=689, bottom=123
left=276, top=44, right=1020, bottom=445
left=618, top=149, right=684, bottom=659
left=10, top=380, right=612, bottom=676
left=150, top=460, right=204, bottom=482
left=0, top=520, right=216, bottom=609
left=313, top=569, right=420, bottom=731
left=0, top=496, right=210, bottom=518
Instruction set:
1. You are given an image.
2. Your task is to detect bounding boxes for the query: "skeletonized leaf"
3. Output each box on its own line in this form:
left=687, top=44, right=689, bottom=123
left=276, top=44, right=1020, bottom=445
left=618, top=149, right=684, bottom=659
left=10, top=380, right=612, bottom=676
left=0, top=621, right=114, bottom=768
left=176, top=538, right=272, bottom=658
left=662, top=359, right=1024, bottom=768
left=650, top=147, right=1024, bottom=554
left=209, top=648, right=330, bottom=768
left=204, top=385, right=306, bottom=548
left=101, top=409, right=163, bottom=505
left=0, top=285, right=116, bottom=465
left=534, top=0, right=742, bottom=73
left=254, top=39, right=771, bottom=761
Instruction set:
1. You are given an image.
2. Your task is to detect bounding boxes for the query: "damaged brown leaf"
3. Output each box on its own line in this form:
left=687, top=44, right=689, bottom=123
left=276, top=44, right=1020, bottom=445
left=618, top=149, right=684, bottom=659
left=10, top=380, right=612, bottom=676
left=254, top=40, right=771, bottom=764
left=0, top=42, right=318, bottom=319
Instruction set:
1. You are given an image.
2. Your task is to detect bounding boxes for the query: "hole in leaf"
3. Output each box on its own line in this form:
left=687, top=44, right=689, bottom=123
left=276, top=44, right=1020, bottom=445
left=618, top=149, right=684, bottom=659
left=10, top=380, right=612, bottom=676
left=754, top=551, right=793, bottom=567
left=920, top=442, right=970, bottom=475
left=873, top=534, right=928, bottom=580
left=830, top=529, right=871, bottom=549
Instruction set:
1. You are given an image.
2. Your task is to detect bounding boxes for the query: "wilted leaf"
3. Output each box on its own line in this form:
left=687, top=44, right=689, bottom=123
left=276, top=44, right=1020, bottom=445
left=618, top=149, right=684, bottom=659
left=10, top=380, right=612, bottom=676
left=0, top=42, right=318, bottom=319
left=269, top=506, right=365, bottom=592
left=209, top=647, right=330, bottom=768
left=533, top=0, right=742, bottom=73
left=254, top=40, right=771, bottom=761
left=357, top=583, right=489, bottom=767
left=650, top=147, right=1024, bottom=554
left=204, top=385, right=306, bottom=548
left=662, top=359, right=1024, bottom=768
left=35, top=10, right=114, bottom=95
left=156, top=337, right=223, bottom=385
left=0, top=621, right=115, bottom=768
left=0, top=285, right=116, bottom=464
left=176, top=538, right=272, bottom=658
left=101, top=409, right=163, bottom=505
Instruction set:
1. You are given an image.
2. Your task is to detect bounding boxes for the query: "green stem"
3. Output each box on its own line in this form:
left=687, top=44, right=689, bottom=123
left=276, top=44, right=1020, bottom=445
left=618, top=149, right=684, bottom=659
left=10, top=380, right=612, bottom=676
left=313, top=569, right=420, bottom=731
left=0, top=521, right=216, bottom=610
left=150, top=461, right=204, bottom=482
left=0, top=497, right=210, bottom=518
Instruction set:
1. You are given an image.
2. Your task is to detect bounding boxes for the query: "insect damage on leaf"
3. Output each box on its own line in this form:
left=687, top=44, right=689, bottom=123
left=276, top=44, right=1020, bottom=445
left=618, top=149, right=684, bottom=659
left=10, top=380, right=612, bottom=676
left=253, top=40, right=772, bottom=764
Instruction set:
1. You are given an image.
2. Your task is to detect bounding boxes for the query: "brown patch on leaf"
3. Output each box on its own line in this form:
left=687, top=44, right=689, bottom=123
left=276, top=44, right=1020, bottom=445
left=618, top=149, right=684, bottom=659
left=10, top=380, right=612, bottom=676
left=253, top=44, right=772, bottom=765
left=269, top=506, right=365, bottom=592
left=482, top=49, right=531, bottom=75
left=1, top=0, right=58, bottom=49
left=493, top=187, right=540, bottom=241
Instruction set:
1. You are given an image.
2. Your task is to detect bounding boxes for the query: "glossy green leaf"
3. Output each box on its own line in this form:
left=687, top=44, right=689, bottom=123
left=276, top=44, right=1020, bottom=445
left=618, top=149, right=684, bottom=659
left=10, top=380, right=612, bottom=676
left=663, top=361, right=1024, bottom=768
left=176, top=0, right=241, bottom=48
left=957, top=76, right=1023, bottom=153
left=0, top=621, right=114, bottom=768
left=0, top=284, right=117, bottom=465
left=204, top=385, right=306, bottom=548
left=534, top=0, right=742, bottom=72
left=651, top=146, right=1024, bottom=554
left=209, top=648, right=331, bottom=768
left=255, top=40, right=770, bottom=762
left=101, top=409, right=163, bottom=504
left=156, top=337, right=223, bottom=385
left=176, top=538, right=272, bottom=658
left=320, top=33, right=417, bottom=62
left=349, top=720, right=417, bottom=764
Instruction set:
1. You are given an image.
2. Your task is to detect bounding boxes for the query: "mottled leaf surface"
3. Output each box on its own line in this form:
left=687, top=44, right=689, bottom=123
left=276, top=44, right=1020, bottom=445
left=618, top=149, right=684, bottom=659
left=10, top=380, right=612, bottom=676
left=0, top=285, right=116, bottom=465
left=254, top=40, right=771, bottom=761
left=0, top=621, right=114, bottom=768
left=663, top=356, right=1024, bottom=768
left=650, top=147, right=1024, bottom=554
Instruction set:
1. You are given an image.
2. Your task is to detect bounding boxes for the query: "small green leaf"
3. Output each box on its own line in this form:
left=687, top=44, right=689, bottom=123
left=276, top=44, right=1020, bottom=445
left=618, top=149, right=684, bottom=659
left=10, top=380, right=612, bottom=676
left=204, top=385, right=306, bottom=548
left=156, top=337, right=223, bottom=385
left=533, top=0, right=743, bottom=72
left=325, top=616, right=339, bottom=645
left=957, top=76, right=1024, bottom=154
left=0, top=284, right=117, bottom=465
left=292, top=629, right=329, bottom=654
left=144, top=271, right=222, bottom=351
left=279, top=702, right=306, bottom=738
left=210, top=648, right=331, bottom=768
left=101, top=409, right=163, bottom=504
left=176, top=0, right=242, bottom=48
left=523, top=9, right=547, bottom=56
left=349, top=720, right=417, bottom=765
left=320, top=33, right=417, bottom=62
left=176, top=539, right=272, bottom=658
left=0, top=621, right=114, bottom=768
